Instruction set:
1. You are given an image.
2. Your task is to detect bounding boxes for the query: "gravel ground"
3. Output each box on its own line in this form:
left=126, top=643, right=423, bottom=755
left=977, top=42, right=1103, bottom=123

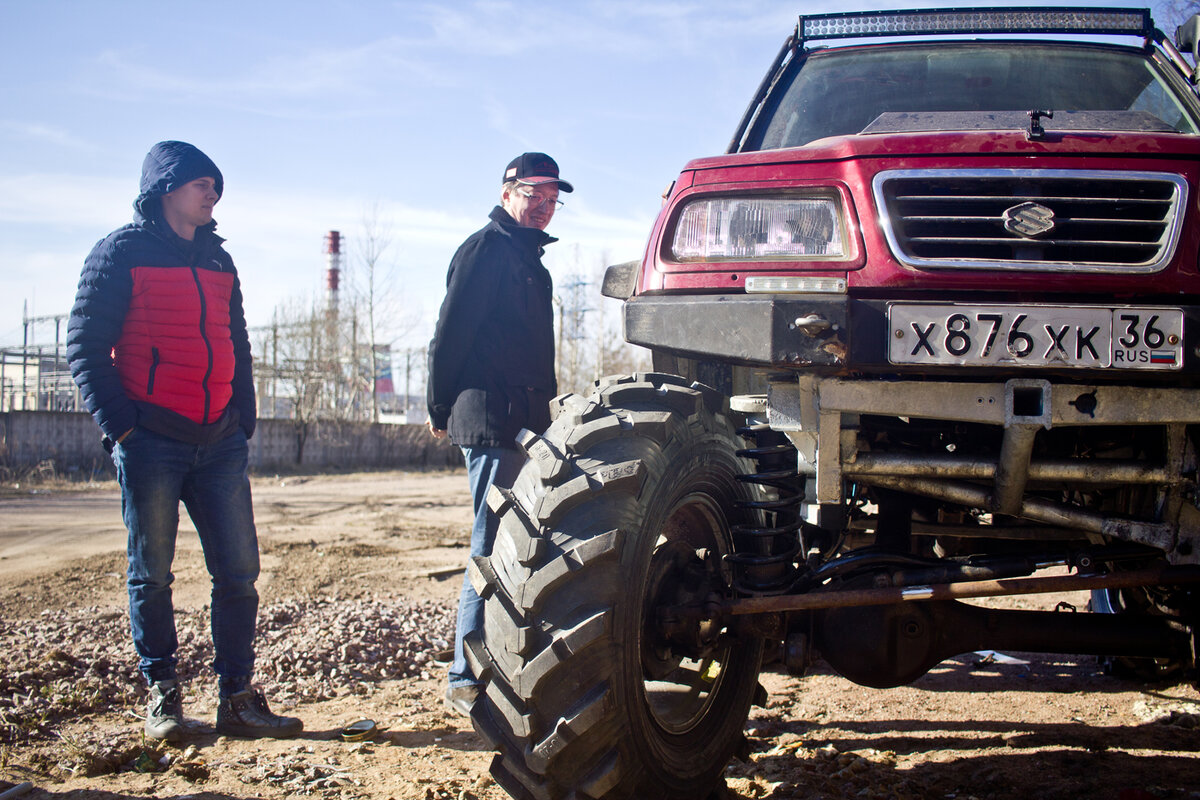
left=0, top=596, right=455, bottom=749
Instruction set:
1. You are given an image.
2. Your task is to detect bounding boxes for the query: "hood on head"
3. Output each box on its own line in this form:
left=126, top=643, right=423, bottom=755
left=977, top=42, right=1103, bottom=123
left=133, top=140, right=224, bottom=222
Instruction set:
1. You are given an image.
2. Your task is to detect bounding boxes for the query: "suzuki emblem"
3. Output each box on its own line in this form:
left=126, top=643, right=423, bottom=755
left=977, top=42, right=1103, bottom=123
left=1003, top=202, right=1056, bottom=238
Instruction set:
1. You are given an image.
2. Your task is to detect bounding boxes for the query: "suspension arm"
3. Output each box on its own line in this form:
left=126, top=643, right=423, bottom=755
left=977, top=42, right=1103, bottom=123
left=718, top=565, right=1200, bottom=615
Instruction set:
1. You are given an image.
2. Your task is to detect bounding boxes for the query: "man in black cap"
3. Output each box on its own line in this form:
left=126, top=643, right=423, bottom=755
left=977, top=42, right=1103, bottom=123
left=426, top=152, right=572, bottom=716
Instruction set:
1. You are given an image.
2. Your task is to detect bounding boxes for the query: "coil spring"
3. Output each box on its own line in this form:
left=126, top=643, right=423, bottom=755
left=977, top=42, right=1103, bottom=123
left=728, top=423, right=806, bottom=595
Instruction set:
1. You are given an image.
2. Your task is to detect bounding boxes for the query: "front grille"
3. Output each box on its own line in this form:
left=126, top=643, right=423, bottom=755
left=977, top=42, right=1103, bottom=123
left=872, top=169, right=1187, bottom=273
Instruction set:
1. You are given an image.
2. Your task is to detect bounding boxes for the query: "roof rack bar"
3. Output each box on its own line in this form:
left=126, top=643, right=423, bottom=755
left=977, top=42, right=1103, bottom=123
left=798, top=6, right=1154, bottom=46
left=727, top=28, right=798, bottom=154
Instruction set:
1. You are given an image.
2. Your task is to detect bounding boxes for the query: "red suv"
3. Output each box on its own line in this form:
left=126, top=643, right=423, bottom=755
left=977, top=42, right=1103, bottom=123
left=468, top=9, right=1200, bottom=800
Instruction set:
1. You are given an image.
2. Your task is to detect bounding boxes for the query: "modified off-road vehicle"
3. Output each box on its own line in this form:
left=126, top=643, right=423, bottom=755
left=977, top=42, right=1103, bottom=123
left=466, top=8, right=1200, bottom=799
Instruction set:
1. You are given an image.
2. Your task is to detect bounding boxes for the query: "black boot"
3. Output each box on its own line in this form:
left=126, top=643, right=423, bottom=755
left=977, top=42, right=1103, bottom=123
left=216, top=689, right=303, bottom=739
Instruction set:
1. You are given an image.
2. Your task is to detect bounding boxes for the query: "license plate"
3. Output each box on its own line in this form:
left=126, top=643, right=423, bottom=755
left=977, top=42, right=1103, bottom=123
left=888, top=303, right=1184, bottom=370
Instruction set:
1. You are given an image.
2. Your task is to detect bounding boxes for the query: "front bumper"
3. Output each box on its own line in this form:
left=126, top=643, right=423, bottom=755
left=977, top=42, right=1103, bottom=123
left=623, top=294, right=855, bottom=369
left=624, top=294, right=1200, bottom=378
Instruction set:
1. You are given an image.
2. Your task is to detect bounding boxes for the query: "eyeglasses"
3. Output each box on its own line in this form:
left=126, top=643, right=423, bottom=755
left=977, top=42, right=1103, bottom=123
left=516, top=189, right=564, bottom=210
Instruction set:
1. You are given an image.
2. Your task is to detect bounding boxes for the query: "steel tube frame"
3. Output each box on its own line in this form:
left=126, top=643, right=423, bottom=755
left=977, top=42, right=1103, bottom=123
left=843, top=453, right=1174, bottom=484
left=722, top=565, right=1200, bottom=615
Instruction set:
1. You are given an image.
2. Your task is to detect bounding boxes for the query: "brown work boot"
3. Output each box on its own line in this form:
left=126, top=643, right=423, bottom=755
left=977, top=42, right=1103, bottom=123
left=216, top=689, right=302, bottom=739
left=145, top=679, right=185, bottom=741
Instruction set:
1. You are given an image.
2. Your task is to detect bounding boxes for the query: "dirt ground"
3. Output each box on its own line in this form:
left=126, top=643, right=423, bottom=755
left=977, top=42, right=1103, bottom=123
left=1, top=469, right=1198, bottom=800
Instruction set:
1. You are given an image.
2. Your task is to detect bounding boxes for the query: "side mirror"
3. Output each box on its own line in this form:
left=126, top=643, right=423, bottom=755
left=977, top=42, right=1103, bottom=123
left=1175, top=14, right=1200, bottom=64
left=601, top=260, right=641, bottom=301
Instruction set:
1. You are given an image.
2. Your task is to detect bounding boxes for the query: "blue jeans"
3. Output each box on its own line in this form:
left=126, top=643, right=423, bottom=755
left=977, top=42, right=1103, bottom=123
left=450, top=445, right=525, bottom=688
left=112, top=427, right=260, bottom=695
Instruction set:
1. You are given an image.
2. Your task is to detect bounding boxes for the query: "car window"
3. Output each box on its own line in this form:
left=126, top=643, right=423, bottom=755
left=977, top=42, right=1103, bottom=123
left=743, top=42, right=1199, bottom=150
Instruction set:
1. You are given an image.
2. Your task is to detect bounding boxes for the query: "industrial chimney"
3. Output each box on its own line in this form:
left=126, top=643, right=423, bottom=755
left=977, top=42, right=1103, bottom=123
left=325, top=230, right=341, bottom=319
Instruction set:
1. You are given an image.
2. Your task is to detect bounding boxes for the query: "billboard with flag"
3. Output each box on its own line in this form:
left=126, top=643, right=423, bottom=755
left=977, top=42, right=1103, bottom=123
left=374, top=345, right=395, bottom=396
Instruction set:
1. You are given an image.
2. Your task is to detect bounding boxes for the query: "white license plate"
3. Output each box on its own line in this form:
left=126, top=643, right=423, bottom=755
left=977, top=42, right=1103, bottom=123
left=888, top=304, right=1184, bottom=370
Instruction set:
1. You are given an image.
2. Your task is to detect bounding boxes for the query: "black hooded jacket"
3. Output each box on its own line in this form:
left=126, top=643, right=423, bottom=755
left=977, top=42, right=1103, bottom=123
left=427, top=206, right=557, bottom=449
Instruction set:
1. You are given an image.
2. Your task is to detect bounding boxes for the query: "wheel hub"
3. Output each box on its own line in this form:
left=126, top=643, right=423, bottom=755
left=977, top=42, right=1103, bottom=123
left=644, top=540, right=722, bottom=679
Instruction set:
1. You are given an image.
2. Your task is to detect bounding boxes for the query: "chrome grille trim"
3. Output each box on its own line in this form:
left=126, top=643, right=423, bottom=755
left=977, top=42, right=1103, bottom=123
left=872, top=168, right=1187, bottom=273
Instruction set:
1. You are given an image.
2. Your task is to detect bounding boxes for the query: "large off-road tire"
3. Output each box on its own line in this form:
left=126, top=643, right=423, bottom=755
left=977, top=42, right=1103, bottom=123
left=465, top=373, right=765, bottom=800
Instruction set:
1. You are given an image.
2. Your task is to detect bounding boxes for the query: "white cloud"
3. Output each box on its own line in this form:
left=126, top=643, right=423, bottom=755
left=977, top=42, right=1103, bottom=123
left=0, top=173, right=131, bottom=229
left=0, top=122, right=101, bottom=152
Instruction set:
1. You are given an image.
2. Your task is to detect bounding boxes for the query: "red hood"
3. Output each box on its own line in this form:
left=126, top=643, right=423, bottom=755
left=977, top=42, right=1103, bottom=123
left=639, top=128, right=1200, bottom=299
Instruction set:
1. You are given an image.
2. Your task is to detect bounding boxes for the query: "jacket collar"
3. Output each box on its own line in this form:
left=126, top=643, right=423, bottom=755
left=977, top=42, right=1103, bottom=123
left=138, top=211, right=225, bottom=263
left=488, top=206, right=557, bottom=251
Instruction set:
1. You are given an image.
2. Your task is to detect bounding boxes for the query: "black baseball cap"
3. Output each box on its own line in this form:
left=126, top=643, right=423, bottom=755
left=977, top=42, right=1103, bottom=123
left=503, top=152, right=574, bottom=193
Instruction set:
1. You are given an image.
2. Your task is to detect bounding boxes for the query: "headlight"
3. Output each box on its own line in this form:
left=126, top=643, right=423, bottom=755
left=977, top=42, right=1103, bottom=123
left=671, top=196, right=845, bottom=261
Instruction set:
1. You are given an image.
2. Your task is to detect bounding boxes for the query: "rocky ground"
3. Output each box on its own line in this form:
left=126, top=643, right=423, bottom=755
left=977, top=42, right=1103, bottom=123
left=0, top=469, right=1198, bottom=800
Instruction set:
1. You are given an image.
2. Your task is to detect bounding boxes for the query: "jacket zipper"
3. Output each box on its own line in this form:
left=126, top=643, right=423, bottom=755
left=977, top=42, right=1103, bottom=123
left=192, top=266, right=215, bottom=423
left=147, top=347, right=160, bottom=395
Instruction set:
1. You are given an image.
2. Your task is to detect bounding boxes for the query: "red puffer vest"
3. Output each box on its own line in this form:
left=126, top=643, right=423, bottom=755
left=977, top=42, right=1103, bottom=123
left=115, top=263, right=237, bottom=425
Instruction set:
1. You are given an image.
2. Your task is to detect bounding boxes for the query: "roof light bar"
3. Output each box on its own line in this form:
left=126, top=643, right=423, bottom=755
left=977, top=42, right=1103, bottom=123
left=799, top=7, right=1153, bottom=45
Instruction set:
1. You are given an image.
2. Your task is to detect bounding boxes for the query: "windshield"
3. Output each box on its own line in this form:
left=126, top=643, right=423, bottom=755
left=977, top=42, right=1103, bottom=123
left=742, top=42, right=1199, bottom=150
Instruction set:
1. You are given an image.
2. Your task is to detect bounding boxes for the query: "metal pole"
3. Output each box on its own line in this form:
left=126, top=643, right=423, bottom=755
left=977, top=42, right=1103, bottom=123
left=405, top=348, right=412, bottom=423
left=22, top=301, right=29, bottom=411
left=272, top=320, right=278, bottom=418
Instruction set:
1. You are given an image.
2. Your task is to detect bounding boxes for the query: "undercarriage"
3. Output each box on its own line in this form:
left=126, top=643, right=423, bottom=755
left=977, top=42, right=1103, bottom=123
left=765, top=375, right=1200, bottom=563
left=702, top=373, right=1200, bottom=689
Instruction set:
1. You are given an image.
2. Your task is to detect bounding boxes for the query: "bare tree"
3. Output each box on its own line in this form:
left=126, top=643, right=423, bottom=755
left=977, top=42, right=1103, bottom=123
left=344, top=204, right=422, bottom=421
left=1157, top=0, right=1200, bottom=31
left=554, top=274, right=593, bottom=395
left=252, top=297, right=343, bottom=463
left=588, top=251, right=651, bottom=381
left=551, top=248, right=651, bottom=396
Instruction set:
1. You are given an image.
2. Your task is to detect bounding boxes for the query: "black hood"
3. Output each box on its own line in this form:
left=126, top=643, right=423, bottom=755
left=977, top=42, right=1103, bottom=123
left=133, top=140, right=224, bottom=225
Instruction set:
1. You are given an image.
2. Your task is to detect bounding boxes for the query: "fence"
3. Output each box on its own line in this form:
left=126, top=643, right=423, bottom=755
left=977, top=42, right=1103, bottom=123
left=0, top=411, right=462, bottom=477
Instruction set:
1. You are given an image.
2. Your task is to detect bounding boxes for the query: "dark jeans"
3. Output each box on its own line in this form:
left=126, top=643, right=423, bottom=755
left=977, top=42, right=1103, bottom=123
left=112, top=427, right=259, bottom=694
left=450, top=444, right=524, bottom=688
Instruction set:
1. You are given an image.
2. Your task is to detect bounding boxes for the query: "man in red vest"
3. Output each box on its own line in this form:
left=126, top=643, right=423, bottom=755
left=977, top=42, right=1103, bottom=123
left=67, top=141, right=301, bottom=742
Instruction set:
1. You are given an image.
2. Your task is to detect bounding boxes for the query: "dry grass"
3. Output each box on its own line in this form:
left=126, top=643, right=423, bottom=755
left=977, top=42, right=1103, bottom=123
left=0, top=460, right=116, bottom=497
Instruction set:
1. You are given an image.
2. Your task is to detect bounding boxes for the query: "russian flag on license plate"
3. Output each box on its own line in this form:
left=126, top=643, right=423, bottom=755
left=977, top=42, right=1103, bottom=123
left=1151, top=350, right=1177, bottom=365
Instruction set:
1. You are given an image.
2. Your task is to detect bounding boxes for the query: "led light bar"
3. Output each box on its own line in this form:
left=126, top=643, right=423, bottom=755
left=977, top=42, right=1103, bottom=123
left=745, top=276, right=847, bottom=294
left=799, top=7, right=1153, bottom=45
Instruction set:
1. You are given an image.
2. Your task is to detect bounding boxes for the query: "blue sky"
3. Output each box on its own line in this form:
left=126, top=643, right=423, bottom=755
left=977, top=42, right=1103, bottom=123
left=0, top=0, right=1179, bottom=351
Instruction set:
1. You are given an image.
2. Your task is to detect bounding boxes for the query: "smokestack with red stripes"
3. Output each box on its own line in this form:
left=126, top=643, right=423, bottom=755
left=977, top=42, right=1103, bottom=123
left=325, top=230, right=341, bottom=319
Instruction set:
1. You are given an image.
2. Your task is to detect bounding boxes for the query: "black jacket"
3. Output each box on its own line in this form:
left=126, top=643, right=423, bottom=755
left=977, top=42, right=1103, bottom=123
left=427, top=206, right=557, bottom=449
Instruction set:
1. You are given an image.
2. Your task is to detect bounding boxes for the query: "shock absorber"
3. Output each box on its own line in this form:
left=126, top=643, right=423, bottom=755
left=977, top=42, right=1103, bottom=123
left=728, top=423, right=806, bottom=594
